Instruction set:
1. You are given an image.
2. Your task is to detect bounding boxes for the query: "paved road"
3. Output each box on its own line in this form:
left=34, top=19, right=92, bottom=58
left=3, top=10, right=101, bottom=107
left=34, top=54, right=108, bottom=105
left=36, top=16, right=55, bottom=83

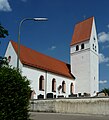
left=30, top=112, right=109, bottom=120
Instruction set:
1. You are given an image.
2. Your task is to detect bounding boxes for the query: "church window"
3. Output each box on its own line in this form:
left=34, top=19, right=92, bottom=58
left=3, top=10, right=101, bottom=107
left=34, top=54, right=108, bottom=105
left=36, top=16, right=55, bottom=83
left=95, top=46, right=96, bottom=52
left=62, top=81, right=66, bottom=93
left=39, top=75, right=44, bottom=91
left=52, top=78, right=56, bottom=92
left=8, top=56, right=11, bottom=62
left=76, top=45, right=79, bottom=51
left=93, top=44, right=94, bottom=50
left=93, top=37, right=96, bottom=41
left=70, top=83, right=74, bottom=94
left=81, top=43, right=84, bottom=49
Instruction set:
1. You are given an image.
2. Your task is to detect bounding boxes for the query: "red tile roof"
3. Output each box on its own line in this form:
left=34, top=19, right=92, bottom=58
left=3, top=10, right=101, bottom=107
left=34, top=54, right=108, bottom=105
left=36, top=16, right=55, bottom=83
left=70, top=17, right=94, bottom=46
left=11, top=40, right=74, bottom=79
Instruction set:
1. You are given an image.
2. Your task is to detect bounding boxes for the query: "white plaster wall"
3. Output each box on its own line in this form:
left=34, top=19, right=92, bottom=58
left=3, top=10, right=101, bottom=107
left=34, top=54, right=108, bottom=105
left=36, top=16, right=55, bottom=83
left=22, top=65, right=75, bottom=99
left=46, top=72, right=75, bottom=98
left=70, top=41, right=89, bottom=54
left=5, top=41, right=23, bottom=69
left=70, top=48, right=90, bottom=95
left=89, top=18, right=99, bottom=96
left=90, top=51, right=99, bottom=96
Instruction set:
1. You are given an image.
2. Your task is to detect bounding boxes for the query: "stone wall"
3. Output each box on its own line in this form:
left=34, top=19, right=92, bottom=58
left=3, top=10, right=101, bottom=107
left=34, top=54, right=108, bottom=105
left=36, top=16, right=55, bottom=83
left=30, top=97, right=109, bottom=115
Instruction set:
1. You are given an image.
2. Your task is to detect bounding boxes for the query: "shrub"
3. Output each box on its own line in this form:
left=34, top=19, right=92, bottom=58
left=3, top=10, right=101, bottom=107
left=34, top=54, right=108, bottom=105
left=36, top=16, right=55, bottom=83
left=0, top=66, right=31, bottom=120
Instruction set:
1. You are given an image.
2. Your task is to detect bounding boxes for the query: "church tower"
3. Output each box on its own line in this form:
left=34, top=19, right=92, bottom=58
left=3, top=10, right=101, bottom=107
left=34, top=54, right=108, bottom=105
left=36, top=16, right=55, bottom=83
left=70, top=17, right=99, bottom=96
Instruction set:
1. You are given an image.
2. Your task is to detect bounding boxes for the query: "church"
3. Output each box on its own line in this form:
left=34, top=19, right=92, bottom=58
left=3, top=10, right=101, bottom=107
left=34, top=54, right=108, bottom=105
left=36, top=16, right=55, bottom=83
left=5, top=16, right=99, bottom=99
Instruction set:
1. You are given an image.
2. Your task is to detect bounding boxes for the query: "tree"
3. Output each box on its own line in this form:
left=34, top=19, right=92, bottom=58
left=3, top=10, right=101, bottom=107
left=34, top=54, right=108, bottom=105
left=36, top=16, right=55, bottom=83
left=0, top=24, right=8, bottom=38
left=0, top=57, right=8, bottom=67
left=0, top=65, right=31, bottom=120
left=101, top=88, right=109, bottom=96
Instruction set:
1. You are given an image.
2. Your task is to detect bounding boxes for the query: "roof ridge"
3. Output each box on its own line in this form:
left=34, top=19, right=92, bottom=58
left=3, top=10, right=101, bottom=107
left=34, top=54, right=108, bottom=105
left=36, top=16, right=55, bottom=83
left=75, top=16, right=94, bottom=25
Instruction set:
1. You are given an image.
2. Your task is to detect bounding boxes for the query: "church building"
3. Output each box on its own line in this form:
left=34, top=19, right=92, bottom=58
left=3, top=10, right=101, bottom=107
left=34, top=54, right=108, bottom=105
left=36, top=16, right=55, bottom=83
left=5, top=16, right=99, bottom=99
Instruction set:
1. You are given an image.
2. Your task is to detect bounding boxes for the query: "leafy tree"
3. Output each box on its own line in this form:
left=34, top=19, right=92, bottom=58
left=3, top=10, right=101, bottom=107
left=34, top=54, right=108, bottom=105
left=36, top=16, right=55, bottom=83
left=0, top=24, right=8, bottom=38
left=0, top=57, right=8, bottom=67
left=101, top=88, right=109, bottom=96
left=0, top=65, right=31, bottom=120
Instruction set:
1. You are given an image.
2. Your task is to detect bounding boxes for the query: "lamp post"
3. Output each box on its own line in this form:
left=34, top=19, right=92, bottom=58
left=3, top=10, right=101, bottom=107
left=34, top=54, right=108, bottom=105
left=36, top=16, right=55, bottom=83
left=17, top=18, right=48, bottom=69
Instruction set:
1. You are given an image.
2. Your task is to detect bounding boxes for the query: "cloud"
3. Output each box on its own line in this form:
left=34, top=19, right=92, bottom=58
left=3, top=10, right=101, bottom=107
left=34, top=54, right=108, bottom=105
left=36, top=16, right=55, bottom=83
left=102, top=45, right=109, bottom=49
left=107, top=24, right=109, bottom=28
left=98, top=32, right=109, bottom=43
left=99, top=53, right=109, bottom=63
left=0, top=0, right=12, bottom=12
left=107, top=64, right=109, bottom=67
left=49, top=46, right=56, bottom=51
left=99, top=80, right=107, bottom=84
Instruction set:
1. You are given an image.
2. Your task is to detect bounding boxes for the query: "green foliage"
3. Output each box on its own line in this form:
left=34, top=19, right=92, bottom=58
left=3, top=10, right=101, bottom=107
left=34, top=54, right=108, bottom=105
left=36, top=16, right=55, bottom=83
left=0, top=66, right=31, bottom=120
left=0, top=57, right=9, bottom=67
left=0, top=24, right=8, bottom=38
left=101, top=88, right=109, bottom=96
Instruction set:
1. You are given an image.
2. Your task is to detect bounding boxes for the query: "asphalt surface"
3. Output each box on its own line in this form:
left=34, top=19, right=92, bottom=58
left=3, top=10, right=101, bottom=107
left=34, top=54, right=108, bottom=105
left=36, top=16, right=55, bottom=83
left=30, top=112, right=109, bottom=120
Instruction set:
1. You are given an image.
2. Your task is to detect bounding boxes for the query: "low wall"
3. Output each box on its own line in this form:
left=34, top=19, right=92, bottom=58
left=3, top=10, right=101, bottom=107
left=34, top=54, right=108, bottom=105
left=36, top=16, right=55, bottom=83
left=30, top=97, right=109, bottom=115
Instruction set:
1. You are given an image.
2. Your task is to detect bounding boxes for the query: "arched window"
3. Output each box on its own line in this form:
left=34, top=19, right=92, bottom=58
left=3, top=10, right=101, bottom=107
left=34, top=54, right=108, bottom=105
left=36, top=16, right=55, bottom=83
left=8, top=56, right=11, bottom=62
left=81, top=43, right=84, bottom=49
left=70, top=83, right=74, bottom=94
left=62, top=81, right=66, bottom=93
left=52, top=78, right=56, bottom=92
left=76, top=45, right=79, bottom=51
left=39, top=75, right=44, bottom=91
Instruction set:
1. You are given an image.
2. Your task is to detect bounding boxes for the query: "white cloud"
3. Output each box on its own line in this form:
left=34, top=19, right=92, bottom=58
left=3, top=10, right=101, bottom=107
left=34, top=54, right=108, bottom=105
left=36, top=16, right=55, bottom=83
left=49, top=46, right=56, bottom=50
left=99, top=80, right=107, bottom=84
left=98, top=32, right=109, bottom=43
left=0, top=0, right=12, bottom=12
left=102, top=45, right=109, bottom=49
left=107, top=24, right=109, bottom=28
left=99, top=53, right=109, bottom=63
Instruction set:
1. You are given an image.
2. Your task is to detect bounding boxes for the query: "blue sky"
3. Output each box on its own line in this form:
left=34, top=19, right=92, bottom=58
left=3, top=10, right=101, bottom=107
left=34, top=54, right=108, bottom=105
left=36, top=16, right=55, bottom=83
left=0, top=0, right=109, bottom=91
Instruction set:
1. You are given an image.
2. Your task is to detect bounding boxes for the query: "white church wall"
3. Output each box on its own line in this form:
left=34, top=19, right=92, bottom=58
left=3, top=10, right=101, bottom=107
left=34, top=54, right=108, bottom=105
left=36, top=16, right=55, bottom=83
left=90, top=52, right=99, bottom=96
left=22, top=65, right=75, bottom=99
left=5, top=41, right=23, bottom=69
left=70, top=41, right=89, bottom=54
left=46, top=72, right=75, bottom=98
left=71, top=47, right=90, bottom=95
left=89, top=18, right=99, bottom=95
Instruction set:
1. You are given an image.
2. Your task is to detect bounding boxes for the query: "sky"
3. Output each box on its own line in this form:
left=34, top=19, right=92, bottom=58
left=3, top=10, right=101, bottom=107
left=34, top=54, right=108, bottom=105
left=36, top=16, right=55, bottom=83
left=0, top=0, right=109, bottom=91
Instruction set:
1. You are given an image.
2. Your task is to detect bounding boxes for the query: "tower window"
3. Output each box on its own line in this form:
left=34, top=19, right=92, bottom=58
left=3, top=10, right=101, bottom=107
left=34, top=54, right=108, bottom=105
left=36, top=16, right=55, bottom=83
left=76, top=45, right=79, bottom=51
left=95, top=46, right=96, bottom=52
left=93, top=37, right=96, bottom=41
left=81, top=44, right=84, bottom=49
left=93, top=44, right=94, bottom=50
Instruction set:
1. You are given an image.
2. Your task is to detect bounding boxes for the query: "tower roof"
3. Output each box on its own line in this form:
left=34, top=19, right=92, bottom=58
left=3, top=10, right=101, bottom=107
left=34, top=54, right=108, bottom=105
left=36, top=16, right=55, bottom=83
left=70, top=16, right=94, bottom=46
left=10, top=40, right=74, bottom=79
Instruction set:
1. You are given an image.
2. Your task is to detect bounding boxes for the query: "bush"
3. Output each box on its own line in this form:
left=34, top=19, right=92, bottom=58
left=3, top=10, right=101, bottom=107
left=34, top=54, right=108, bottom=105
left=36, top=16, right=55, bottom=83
left=0, top=66, right=31, bottom=120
